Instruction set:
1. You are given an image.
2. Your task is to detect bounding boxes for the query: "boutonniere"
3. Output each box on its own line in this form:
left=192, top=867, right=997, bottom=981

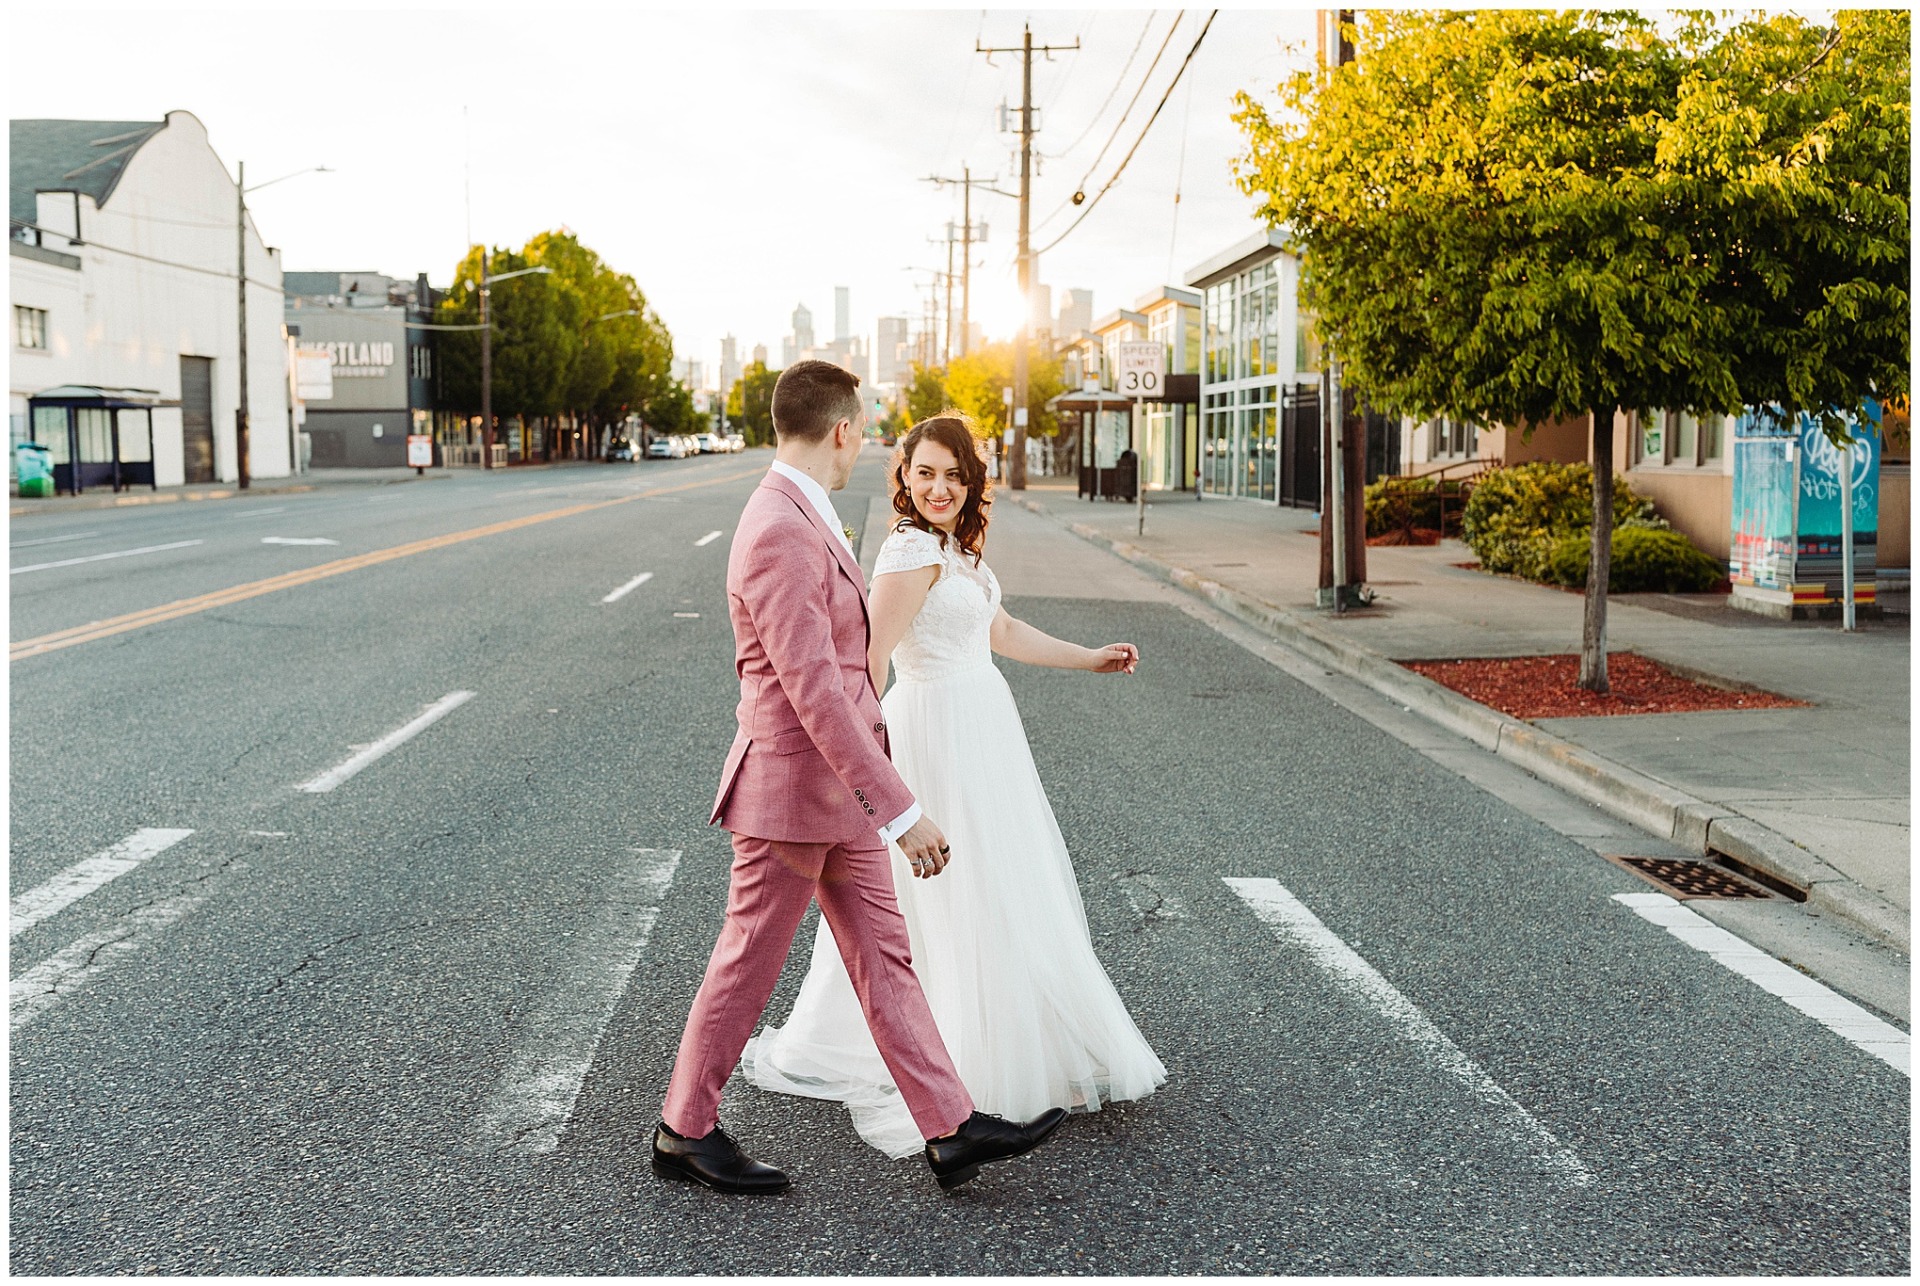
left=843, top=524, right=859, bottom=546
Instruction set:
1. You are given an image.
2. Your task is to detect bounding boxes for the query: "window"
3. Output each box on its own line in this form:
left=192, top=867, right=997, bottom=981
left=1429, top=416, right=1472, bottom=458
left=15, top=306, right=48, bottom=350
left=1639, top=409, right=1728, bottom=467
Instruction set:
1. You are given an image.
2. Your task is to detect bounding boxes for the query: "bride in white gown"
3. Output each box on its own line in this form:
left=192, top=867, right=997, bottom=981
left=740, top=412, right=1166, bottom=1158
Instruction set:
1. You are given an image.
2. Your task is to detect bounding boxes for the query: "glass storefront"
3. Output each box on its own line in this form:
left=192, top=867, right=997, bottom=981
left=1198, top=256, right=1290, bottom=500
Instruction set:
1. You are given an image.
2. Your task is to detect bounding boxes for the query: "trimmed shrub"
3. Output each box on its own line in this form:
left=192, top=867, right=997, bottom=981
left=1544, top=525, right=1724, bottom=592
left=1364, top=476, right=1473, bottom=538
left=1462, top=461, right=1657, bottom=580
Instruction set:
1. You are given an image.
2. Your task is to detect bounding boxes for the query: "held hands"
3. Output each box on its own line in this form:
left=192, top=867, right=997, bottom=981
left=1085, top=643, right=1140, bottom=675
left=897, top=815, right=951, bottom=879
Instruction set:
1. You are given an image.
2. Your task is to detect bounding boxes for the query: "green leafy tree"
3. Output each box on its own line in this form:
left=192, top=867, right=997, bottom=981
left=1236, top=10, right=1908, bottom=691
left=944, top=341, right=1066, bottom=442
left=726, top=361, right=780, bottom=447
left=437, top=231, right=680, bottom=459
left=646, top=381, right=703, bottom=438
left=904, top=363, right=951, bottom=425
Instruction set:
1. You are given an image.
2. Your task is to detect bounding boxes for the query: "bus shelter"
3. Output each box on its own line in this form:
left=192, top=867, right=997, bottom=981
left=26, top=386, right=175, bottom=495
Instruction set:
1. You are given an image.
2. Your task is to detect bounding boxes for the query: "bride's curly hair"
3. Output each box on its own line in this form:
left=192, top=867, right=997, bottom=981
left=890, top=410, right=993, bottom=566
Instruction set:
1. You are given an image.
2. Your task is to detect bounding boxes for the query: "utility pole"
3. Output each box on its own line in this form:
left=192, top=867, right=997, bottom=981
left=942, top=226, right=955, bottom=365
left=923, top=168, right=996, bottom=360
left=236, top=161, right=251, bottom=489
left=1316, top=8, right=1365, bottom=612
left=978, top=24, right=1077, bottom=490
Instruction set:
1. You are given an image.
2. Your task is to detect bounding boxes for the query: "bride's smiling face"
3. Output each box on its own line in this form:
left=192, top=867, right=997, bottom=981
left=907, top=439, right=967, bottom=532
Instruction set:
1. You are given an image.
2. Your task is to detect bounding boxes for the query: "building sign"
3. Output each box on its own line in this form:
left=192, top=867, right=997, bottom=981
left=295, top=348, right=334, bottom=401
left=309, top=340, right=396, bottom=378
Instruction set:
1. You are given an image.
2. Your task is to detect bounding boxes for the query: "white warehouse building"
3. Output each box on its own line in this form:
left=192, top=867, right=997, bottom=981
left=10, top=110, right=290, bottom=491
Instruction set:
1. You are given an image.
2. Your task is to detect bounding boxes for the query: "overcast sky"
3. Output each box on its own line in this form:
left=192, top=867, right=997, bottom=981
left=12, top=3, right=1316, bottom=385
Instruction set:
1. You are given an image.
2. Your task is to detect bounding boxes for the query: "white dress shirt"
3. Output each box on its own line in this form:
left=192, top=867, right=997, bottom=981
left=767, top=460, right=922, bottom=845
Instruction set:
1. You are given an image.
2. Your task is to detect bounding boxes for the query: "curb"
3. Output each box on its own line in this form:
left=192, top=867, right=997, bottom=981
left=1016, top=495, right=1910, bottom=955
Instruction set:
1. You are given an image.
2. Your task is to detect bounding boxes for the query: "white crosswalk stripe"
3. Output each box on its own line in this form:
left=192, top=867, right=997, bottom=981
left=11, top=893, right=205, bottom=1033
left=1224, top=876, right=1594, bottom=1188
left=10, top=828, right=195, bottom=939
left=464, top=848, right=683, bottom=1155
left=1614, top=892, right=1909, bottom=1076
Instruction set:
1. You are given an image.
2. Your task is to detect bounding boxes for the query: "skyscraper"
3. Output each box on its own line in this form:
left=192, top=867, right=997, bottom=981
left=1056, top=288, right=1094, bottom=339
left=719, top=335, right=741, bottom=399
left=876, top=316, right=912, bottom=389
left=834, top=286, right=850, bottom=342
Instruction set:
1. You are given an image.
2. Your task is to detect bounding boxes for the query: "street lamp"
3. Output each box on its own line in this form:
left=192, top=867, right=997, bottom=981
left=477, top=261, right=553, bottom=468
left=237, top=162, right=331, bottom=488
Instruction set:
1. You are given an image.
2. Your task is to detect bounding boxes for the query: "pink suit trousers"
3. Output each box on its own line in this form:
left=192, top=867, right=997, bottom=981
left=661, top=472, right=973, bottom=1142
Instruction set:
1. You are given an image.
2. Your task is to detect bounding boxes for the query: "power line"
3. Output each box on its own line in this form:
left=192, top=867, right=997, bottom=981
left=1033, top=10, right=1218, bottom=259
left=1055, top=9, right=1149, bottom=159
left=1035, top=12, right=1182, bottom=236
left=1070, top=14, right=1182, bottom=199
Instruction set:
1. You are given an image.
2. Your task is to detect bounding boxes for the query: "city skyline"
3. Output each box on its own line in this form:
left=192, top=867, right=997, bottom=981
left=7, top=4, right=1316, bottom=389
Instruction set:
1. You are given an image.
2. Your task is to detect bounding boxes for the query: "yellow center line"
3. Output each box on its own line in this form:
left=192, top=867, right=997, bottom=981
left=11, top=466, right=764, bottom=662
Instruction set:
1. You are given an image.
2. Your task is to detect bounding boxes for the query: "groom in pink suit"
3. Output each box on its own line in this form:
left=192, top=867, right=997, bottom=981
left=655, top=361, right=1066, bottom=1193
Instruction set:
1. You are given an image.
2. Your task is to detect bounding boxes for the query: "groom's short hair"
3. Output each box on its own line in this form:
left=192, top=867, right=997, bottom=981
left=772, top=360, right=863, bottom=443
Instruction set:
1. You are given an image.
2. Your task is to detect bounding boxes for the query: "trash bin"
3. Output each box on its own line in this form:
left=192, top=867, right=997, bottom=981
left=14, top=443, right=53, bottom=498
left=1115, top=449, right=1139, bottom=503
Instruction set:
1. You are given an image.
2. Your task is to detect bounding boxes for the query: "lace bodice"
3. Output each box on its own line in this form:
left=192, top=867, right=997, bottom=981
left=872, top=525, right=1000, bottom=682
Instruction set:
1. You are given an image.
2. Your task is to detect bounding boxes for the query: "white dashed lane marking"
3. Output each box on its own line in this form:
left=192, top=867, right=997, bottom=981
left=601, top=571, right=654, bottom=604
left=1614, top=892, right=1909, bottom=1076
left=10, top=828, right=195, bottom=939
left=11, top=539, right=203, bottom=575
left=1224, top=876, right=1594, bottom=1188
left=9, top=530, right=101, bottom=549
left=464, top=848, right=682, bottom=1155
left=296, top=691, right=475, bottom=793
left=693, top=530, right=724, bottom=547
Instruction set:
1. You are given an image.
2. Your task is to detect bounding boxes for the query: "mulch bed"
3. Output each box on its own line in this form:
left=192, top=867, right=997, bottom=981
left=1402, top=653, right=1808, bottom=719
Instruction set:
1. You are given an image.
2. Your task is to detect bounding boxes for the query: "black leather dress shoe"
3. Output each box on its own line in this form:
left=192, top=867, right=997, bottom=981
left=651, top=1121, right=791, bottom=1194
left=924, top=1108, right=1070, bottom=1190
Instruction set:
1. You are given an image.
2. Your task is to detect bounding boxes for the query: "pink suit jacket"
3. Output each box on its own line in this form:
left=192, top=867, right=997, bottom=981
left=709, top=471, right=916, bottom=843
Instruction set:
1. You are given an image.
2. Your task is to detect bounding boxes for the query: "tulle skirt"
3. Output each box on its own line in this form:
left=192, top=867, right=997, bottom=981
left=740, top=660, right=1167, bottom=1157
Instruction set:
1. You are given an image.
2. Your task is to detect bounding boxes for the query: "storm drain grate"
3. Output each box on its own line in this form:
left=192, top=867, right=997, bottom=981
left=1606, top=855, right=1773, bottom=900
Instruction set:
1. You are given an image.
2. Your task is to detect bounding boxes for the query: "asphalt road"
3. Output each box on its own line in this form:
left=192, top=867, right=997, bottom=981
left=9, top=450, right=1910, bottom=1274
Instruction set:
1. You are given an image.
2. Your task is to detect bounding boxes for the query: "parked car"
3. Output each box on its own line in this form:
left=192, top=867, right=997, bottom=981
left=645, top=437, right=677, bottom=459
left=608, top=438, right=636, bottom=462
left=690, top=431, right=719, bottom=454
left=674, top=434, right=699, bottom=457
left=726, top=433, right=746, bottom=452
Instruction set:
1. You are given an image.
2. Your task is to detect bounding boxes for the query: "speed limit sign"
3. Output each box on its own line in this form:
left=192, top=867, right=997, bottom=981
left=1115, top=341, right=1166, bottom=398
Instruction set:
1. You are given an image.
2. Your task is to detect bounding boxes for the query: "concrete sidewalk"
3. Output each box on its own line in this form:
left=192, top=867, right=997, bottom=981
left=1015, top=482, right=1909, bottom=952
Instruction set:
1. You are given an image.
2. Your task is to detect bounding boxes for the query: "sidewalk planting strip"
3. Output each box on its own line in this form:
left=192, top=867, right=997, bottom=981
left=601, top=571, right=655, bottom=604
left=1613, top=892, right=1909, bottom=1076
left=295, top=691, right=475, bottom=794
left=9, top=465, right=764, bottom=662
left=1225, top=876, right=1595, bottom=1188
left=1021, top=497, right=1908, bottom=953
left=11, top=539, right=204, bottom=575
left=463, top=848, right=682, bottom=1155
left=10, top=894, right=206, bottom=1034
left=10, top=828, right=195, bottom=940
